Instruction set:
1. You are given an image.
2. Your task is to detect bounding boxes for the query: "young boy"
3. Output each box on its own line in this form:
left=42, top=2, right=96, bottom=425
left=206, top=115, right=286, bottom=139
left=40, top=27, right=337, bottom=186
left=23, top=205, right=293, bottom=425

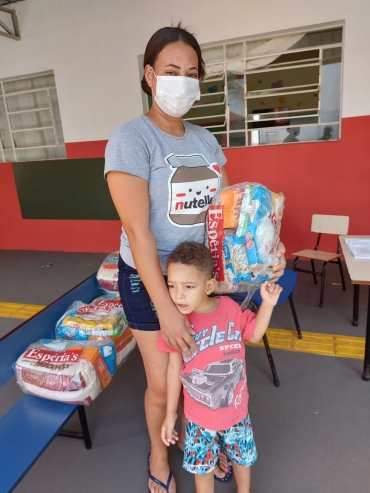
left=157, top=241, right=282, bottom=493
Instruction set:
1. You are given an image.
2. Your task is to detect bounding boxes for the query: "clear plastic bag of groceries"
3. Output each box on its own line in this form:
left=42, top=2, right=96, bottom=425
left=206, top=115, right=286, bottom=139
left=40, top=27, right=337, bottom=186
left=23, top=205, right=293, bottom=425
left=55, top=293, right=128, bottom=341
left=206, top=182, right=285, bottom=309
left=97, top=251, right=119, bottom=292
left=14, top=339, right=112, bottom=405
left=89, top=326, right=137, bottom=369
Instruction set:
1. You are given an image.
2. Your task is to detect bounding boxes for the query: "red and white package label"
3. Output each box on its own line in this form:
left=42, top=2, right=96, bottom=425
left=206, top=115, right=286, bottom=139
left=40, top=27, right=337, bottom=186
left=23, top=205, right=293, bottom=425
left=207, top=205, right=225, bottom=281
left=23, top=348, right=83, bottom=365
left=78, top=298, right=122, bottom=314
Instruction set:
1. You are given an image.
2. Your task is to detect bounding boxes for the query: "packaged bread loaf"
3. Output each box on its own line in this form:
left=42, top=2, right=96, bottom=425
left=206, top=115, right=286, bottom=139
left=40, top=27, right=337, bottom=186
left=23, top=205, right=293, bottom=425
left=14, top=339, right=112, bottom=405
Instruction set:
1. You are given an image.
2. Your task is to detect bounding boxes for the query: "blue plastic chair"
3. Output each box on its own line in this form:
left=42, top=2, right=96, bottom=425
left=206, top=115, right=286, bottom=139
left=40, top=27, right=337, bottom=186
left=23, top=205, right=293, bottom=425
left=229, top=269, right=302, bottom=387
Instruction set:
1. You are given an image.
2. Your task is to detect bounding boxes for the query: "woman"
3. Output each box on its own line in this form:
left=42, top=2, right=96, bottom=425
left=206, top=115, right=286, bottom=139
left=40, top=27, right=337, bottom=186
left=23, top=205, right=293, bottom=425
left=105, top=25, right=286, bottom=493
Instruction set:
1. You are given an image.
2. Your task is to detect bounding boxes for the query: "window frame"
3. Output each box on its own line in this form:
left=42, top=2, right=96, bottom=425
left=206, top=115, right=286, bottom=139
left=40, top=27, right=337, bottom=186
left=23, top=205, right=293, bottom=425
left=0, top=71, right=66, bottom=163
left=194, top=22, right=344, bottom=148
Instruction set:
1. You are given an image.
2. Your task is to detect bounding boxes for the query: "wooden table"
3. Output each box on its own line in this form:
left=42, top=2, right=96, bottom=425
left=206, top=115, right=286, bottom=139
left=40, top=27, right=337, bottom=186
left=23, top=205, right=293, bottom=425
left=339, top=235, right=370, bottom=381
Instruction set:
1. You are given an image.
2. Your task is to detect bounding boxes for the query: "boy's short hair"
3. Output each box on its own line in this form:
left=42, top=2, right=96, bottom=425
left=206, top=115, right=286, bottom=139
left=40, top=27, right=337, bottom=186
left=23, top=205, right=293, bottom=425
left=167, top=241, right=214, bottom=279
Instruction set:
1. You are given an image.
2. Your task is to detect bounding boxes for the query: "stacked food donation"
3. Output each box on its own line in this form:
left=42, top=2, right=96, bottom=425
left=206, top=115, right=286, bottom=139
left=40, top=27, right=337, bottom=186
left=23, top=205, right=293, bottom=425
left=14, top=253, right=136, bottom=405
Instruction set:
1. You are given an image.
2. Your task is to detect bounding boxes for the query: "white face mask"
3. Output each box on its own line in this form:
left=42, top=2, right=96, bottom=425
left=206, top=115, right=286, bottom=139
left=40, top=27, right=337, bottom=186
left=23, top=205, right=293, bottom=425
left=152, top=69, right=201, bottom=118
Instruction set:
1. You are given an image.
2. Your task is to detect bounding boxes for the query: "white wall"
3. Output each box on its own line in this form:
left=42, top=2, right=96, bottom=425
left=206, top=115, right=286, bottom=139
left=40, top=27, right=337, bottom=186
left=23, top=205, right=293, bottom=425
left=0, top=0, right=369, bottom=142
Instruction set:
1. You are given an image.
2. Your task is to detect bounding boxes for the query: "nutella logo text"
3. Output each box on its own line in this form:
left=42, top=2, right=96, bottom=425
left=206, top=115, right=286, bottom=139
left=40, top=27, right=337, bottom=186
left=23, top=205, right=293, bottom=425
left=174, top=193, right=213, bottom=212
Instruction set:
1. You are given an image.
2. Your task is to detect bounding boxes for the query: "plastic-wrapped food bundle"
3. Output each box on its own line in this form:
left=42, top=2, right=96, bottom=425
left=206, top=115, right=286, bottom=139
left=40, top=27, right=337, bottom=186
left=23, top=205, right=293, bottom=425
left=14, top=339, right=112, bottom=405
left=55, top=294, right=128, bottom=340
left=97, top=252, right=119, bottom=292
left=89, top=326, right=136, bottom=367
left=206, top=182, right=284, bottom=307
left=116, top=334, right=136, bottom=367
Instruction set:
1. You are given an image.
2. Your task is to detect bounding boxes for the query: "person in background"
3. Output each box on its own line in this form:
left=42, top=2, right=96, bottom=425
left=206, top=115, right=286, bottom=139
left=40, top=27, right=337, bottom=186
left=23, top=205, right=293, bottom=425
left=105, top=24, right=286, bottom=493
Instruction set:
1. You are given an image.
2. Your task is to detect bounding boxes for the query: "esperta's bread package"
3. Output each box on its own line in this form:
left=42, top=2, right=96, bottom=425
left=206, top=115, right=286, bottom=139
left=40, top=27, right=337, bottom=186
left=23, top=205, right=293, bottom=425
left=14, top=339, right=112, bottom=405
left=55, top=293, right=136, bottom=369
left=55, top=294, right=127, bottom=340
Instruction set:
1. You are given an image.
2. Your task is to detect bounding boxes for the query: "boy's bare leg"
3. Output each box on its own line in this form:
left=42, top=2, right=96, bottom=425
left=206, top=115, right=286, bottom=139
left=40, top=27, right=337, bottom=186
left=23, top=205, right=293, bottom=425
left=194, top=472, right=214, bottom=493
left=232, top=462, right=251, bottom=493
left=178, top=395, right=229, bottom=481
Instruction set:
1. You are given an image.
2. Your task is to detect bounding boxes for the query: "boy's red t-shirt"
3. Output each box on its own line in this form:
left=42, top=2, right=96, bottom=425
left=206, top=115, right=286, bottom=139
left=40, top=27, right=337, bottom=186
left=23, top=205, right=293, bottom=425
left=157, top=296, right=256, bottom=430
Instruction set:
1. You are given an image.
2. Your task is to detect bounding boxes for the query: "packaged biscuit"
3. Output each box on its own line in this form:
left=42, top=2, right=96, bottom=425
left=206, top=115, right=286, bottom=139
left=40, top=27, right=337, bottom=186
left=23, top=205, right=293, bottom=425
left=206, top=182, right=285, bottom=308
left=55, top=294, right=128, bottom=341
left=14, top=339, right=112, bottom=405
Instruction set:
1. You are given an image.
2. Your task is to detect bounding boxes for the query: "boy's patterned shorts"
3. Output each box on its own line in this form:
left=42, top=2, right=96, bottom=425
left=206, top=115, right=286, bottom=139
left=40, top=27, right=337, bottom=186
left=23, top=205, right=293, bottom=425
left=183, top=415, right=258, bottom=474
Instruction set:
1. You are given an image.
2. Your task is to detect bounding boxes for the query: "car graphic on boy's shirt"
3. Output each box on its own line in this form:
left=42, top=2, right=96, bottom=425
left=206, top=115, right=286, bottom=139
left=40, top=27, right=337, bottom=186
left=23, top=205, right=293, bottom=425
left=180, top=358, right=245, bottom=410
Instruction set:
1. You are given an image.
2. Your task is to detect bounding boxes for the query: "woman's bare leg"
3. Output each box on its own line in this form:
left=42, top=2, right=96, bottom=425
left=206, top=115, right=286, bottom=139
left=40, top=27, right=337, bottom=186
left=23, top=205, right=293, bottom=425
left=131, top=329, right=175, bottom=493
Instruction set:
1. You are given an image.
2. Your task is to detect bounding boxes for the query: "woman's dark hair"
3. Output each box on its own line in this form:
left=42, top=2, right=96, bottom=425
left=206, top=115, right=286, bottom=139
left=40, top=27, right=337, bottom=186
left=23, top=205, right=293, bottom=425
left=141, top=23, right=205, bottom=96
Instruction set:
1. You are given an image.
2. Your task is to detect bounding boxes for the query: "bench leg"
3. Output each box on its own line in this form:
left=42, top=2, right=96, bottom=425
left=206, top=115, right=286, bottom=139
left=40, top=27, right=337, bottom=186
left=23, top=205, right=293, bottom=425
left=58, top=405, right=92, bottom=449
left=78, top=406, right=92, bottom=449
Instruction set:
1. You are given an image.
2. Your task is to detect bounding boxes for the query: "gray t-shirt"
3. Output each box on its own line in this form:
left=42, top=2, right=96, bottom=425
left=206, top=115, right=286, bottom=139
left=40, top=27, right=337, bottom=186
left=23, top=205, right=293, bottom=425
left=104, top=115, right=227, bottom=272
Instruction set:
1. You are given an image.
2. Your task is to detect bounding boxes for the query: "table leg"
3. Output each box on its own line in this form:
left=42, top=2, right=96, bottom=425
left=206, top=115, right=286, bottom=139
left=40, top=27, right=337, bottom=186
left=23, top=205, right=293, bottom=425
left=352, top=284, right=359, bottom=326
left=362, top=286, right=370, bottom=381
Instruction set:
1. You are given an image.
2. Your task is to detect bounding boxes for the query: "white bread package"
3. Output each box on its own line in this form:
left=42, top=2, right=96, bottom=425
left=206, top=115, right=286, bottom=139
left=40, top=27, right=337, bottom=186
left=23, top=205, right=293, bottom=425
left=14, top=339, right=112, bottom=405
left=206, top=182, right=285, bottom=308
left=97, top=251, right=119, bottom=292
left=55, top=294, right=127, bottom=340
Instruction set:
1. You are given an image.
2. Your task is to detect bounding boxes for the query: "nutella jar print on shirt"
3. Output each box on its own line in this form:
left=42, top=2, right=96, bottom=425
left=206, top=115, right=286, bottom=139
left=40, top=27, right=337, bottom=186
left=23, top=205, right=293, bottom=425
left=166, top=153, right=221, bottom=227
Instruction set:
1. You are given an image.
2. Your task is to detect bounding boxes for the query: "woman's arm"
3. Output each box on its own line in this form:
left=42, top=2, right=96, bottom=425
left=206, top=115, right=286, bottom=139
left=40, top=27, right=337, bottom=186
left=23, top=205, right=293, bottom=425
left=106, top=171, right=197, bottom=356
left=221, top=165, right=229, bottom=188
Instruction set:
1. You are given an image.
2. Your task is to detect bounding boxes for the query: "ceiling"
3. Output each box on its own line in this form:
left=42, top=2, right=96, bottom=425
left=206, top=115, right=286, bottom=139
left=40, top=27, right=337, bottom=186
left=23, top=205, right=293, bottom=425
left=0, top=1, right=25, bottom=5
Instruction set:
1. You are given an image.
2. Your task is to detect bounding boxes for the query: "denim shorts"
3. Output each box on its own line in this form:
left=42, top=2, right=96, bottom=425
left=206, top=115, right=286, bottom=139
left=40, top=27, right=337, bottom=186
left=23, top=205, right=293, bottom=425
left=183, top=415, right=257, bottom=474
left=118, top=255, right=162, bottom=331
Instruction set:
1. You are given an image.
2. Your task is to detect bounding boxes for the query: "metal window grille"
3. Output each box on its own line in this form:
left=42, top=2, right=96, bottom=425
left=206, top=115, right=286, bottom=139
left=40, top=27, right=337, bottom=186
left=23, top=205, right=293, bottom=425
left=0, top=71, right=66, bottom=162
left=183, top=25, right=343, bottom=148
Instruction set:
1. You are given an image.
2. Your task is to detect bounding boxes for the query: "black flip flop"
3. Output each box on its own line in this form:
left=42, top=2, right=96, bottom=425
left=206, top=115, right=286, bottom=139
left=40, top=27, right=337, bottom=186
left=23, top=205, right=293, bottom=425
left=148, top=453, right=173, bottom=492
left=214, top=457, right=233, bottom=483
left=178, top=446, right=233, bottom=483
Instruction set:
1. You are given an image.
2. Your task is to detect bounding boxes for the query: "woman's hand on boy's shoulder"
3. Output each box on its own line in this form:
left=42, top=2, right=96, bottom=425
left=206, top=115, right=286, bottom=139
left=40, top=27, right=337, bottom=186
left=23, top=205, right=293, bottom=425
left=260, top=281, right=283, bottom=306
left=159, top=304, right=198, bottom=358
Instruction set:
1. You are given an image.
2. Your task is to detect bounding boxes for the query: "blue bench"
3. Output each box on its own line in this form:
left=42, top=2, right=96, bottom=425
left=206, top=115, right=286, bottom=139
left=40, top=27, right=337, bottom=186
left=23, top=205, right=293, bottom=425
left=0, top=274, right=103, bottom=493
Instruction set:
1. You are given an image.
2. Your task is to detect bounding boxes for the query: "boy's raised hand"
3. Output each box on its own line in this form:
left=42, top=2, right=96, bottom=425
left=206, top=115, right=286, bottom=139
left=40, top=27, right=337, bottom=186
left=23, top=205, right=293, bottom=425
left=260, top=281, right=283, bottom=306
